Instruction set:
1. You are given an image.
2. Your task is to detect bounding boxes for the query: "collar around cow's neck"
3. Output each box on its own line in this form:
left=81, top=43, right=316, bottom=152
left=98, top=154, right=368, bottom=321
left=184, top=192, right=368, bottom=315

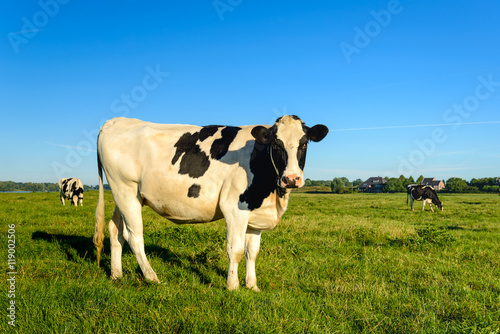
left=268, top=145, right=279, bottom=175
left=268, top=144, right=284, bottom=189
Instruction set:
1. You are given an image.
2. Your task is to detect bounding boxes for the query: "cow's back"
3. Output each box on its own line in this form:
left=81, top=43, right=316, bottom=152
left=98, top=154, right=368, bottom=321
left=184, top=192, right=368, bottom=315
left=98, top=117, right=257, bottom=223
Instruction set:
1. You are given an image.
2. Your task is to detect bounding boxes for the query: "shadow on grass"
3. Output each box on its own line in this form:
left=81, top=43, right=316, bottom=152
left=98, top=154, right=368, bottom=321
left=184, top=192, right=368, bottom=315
left=32, top=231, right=99, bottom=262
left=31, top=231, right=226, bottom=287
left=147, top=244, right=227, bottom=286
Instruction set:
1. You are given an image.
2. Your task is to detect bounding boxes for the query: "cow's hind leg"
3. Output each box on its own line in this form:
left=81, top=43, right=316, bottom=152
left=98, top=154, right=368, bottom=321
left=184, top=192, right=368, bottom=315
left=115, top=191, right=159, bottom=283
left=109, top=206, right=125, bottom=279
left=245, top=227, right=262, bottom=292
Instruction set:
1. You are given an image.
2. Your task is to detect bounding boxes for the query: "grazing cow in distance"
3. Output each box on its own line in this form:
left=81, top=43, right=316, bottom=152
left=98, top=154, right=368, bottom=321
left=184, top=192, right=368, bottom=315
left=93, top=115, right=328, bottom=291
left=407, top=184, right=443, bottom=212
left=58, top=178, right=84, bottom=206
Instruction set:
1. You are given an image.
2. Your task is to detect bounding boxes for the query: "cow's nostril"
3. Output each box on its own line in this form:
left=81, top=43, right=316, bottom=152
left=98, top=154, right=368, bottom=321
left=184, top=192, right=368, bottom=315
left=282, top=175, right=301, bottom=188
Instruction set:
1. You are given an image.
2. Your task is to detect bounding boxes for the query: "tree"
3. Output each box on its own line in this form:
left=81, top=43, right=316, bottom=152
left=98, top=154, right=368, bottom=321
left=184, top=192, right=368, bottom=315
left=331, top=177, right=346, bottom=194
left=483, top=185, right=500, bottom=193
left=352, top=179, right=363, bottom=187
left=383, top=178, right=405, bottom=193
left=446, top=177, right=468, bottom=193
left=416, top=175, right=424, bottom=184
left=405, top=176, right=415, bottom=187
left=470, top=177, right=497, bottom=191
left=339, top=177, right=350, bottom=186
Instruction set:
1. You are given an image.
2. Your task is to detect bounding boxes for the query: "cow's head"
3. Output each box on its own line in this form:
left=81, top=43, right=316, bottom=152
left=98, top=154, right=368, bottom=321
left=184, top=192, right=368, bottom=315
left=251, top=115, right=329, bottom=188
left=425, top=186, right=443, bottom=211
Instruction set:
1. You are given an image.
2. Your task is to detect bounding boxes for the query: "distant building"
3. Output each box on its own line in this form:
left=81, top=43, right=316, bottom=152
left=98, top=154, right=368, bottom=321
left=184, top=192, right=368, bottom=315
left=421, top=177, right=445, bottom=191
left=358, top=177, right=386, bottom=193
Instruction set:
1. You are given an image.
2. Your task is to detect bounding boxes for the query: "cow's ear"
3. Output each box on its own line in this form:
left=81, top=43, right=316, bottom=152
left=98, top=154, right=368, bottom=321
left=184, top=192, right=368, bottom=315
left=251, top=126, right=273, bottom=145
left=307, top=124, right=329, bottom=142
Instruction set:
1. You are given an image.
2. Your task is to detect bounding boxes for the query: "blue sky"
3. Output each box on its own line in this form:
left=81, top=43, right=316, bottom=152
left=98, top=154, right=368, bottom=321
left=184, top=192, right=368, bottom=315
left=2, top=0, right=499, bottom=185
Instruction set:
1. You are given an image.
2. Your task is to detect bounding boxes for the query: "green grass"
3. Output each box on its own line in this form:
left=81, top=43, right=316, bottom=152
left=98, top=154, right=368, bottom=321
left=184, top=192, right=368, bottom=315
left=1, top=191, right=499, bottom=333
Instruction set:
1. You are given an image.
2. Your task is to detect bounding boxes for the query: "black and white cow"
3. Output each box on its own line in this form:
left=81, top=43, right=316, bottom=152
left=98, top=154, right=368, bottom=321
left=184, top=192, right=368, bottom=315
left=58, top=178, right=84, bottom=206
left=407, top=184, right=443, bottom=212
left=93, top=116, right=328, bottom=291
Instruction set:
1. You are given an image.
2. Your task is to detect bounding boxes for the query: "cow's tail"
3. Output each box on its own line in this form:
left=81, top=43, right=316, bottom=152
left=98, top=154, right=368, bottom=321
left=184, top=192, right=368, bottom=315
left=93, top=141, right=105, bottom=267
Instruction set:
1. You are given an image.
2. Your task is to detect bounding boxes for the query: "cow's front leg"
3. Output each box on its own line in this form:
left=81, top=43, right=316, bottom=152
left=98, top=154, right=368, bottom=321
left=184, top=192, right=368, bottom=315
left=61, top=196, right=65, bottom=206
left=245, top=227, right=262, bottom=292
left=225, top=216, right=248, bottom=290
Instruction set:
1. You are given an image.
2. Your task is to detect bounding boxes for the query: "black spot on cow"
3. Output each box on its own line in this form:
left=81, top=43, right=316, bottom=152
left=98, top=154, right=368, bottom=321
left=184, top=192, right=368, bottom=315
left=211, top=126, right=241, bottom=160
left=187, top=184, right=201, bottom=198
left=171, top=132, right=211, bottom=178
left=269, top=138, right=288, bottom=175
left=62, top=178, right=72, bottom=193
left=199, top=125, right=221, bottom=142
left=172, top=126, right=241, bottom=179
left=73, top=187, right=83, bottom=197
left=239, top=140, right=286, bottom=210
left=297, top=135, right=308, bottom=170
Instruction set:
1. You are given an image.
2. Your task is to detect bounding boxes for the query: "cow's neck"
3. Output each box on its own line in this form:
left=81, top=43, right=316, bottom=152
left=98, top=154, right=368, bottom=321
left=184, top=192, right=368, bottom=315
left=239, top=142, right=289, bottom=211
left=275, top=188, right=291, bottom=219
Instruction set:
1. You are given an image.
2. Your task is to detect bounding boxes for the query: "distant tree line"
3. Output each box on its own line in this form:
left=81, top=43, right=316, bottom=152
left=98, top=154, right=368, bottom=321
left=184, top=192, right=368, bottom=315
left=327, top=176, right=499, bottom=194
left=0, top=181, right=110, bottom=192
left=1, top=177, right=498, bottom=194
left=443, top=177, right=499, bottom=193
left=382, top=175, right=420, bottom=193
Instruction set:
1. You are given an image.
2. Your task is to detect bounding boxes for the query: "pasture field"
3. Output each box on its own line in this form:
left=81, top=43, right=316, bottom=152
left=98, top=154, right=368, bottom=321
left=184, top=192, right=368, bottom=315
left=1, top=191, right=499, bottom=333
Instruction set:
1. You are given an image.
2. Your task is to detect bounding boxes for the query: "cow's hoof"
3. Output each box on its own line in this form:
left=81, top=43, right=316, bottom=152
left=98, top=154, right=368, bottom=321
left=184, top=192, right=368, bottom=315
left=247, top=285, right=260, bottom=292
left=110, top=271, right=123, bottom=280
left=227, top=283, right=240, bottom=291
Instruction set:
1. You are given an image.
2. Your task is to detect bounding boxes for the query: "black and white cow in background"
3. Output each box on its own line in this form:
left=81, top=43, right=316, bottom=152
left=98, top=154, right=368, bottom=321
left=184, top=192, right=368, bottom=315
left=407, top=184, right=443, bottom=212
left=58, top=178, right=84, bottom=206
left=93, top=116, right=328, bottom=291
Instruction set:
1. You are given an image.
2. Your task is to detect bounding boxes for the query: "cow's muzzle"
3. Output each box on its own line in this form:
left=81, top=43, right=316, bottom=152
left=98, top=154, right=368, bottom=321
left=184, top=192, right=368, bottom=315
left=281, top=174, right=303, bottom=188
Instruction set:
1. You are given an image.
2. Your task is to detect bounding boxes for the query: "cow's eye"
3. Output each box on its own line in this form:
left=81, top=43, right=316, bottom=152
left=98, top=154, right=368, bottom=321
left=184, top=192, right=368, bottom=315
left=300, top=143, right=307, bottom=150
